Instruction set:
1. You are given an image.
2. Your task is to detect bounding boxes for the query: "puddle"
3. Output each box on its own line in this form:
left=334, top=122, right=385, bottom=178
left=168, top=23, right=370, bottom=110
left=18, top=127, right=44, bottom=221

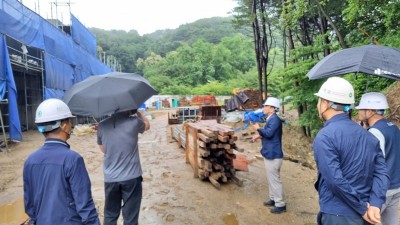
left=0, top=198, right=28, bottom=225
left=223, top=212, right=239, bottom=225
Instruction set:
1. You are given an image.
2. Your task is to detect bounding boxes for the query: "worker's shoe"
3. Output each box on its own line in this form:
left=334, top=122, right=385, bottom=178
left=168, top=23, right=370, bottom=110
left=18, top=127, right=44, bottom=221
left=263, top=199, right=275, bottom=207
left=271, top=206, right=286, bottom=214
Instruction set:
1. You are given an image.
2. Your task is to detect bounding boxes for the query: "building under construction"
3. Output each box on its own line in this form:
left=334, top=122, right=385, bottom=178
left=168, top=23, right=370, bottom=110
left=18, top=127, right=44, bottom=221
left=0, top=0, right=111, bottom=142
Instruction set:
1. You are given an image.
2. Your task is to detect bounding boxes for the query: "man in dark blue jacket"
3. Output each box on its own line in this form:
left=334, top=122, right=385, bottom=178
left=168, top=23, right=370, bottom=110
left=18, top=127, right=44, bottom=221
left=313, top=77, right=389, bottom=225
left=356, top=92, right=400, bottom=225
left=23, top=99, right=100, bottom=225
left=252, top=97, right=286, bottom=214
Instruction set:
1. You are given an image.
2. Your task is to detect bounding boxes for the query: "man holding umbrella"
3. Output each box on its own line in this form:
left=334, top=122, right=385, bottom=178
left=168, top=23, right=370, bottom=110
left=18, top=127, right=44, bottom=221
left=356, top=92, right=400, bottom=225
left=313, top=77, right=389, bottom=225
left=97, top=109, right=150, bottom=225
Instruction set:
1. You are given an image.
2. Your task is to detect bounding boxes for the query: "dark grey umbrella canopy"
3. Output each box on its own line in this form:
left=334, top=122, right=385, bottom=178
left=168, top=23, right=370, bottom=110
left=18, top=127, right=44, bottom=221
left=63, top=72, right=157, bottom=117
left=306, top=45, right=400, bottom=80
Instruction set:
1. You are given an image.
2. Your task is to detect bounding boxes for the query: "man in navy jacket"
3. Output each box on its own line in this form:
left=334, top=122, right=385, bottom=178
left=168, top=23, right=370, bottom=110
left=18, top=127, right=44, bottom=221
left=24, top=99, right=100, bottom=225
left=313, top=77, right=389, bottom=225
left=252, top=97, right=286, bottom=214
left=356, top=92, right=400, bottom=225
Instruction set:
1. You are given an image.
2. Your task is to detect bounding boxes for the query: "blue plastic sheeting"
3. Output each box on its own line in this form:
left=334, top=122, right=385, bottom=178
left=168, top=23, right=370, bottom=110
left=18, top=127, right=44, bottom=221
left=72, top=44, right=111, bottom=78
left=0, top=0, right=111, bottom=94
left=71, top=14, right=97, bottom=57
left=243, top=109, right=267, bottom=123
left=45, top=87, right=65, bottom=100
left=42, top=21, right=75, bottom=65
left=0, top=0, right=111, bottom=138
left=44, top=53, right=74, bottom=90
left=0, top=0, right=45, bottom=49
left=0, top=34, right=22, bottom=141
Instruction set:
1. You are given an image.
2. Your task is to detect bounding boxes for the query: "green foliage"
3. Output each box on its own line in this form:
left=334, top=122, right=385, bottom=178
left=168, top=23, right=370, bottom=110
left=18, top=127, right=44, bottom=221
left=142, top=35, right=256, bottom=94
left=90, top=17, right=248, bottom=73
left=160, top=84, right=192, bottom=95
left=344, top=0, right=400, bottom=45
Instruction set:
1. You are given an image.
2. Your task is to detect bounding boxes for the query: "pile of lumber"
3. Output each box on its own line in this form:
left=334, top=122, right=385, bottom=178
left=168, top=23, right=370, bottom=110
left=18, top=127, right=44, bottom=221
left=185, top=120, right=243, bottom=189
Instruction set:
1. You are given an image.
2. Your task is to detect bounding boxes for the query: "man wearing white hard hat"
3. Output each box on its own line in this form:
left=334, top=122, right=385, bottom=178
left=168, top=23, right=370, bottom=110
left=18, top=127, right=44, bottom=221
left=313, top=77, right=388, bottom=225
left=356, top=92, right=400, bottom=225
left=23, top=98, right=100, bottom=225
left=252, top=96, right=286, bottom=214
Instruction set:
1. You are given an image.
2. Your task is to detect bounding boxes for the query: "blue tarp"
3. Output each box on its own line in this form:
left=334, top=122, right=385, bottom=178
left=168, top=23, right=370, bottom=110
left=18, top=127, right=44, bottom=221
left=243, top=109, right=267, bottom=123
left=0, top=0, right=45, bottom=49
left=0, top=0, right=112, bottom=139
left=0, top=0, right=111, bottom=93
left=71, top=14, right=97, bottom=57
left=0, top=34, right=22, bottom=141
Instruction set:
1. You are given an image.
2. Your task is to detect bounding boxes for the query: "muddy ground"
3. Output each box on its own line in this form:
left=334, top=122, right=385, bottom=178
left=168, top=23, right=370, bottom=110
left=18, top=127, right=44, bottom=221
left=0, top=109, right=319, bottom=225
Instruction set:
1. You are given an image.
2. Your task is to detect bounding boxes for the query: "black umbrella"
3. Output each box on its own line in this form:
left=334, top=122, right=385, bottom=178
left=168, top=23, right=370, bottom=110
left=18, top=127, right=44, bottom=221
left=306, top=45, right=400, bottom=80
left=62, top=72, right=157, bottom=117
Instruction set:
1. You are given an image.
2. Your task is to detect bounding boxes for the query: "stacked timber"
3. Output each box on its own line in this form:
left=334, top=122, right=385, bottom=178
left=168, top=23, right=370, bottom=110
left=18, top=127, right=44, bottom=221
left=185, top=120, right=243, bottom=189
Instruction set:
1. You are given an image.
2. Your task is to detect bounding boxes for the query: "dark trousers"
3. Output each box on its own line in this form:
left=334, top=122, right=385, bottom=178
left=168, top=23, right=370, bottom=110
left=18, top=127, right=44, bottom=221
left=104, top=177, right=142, bottom=225
left=317, top=212, right=373, bottom=225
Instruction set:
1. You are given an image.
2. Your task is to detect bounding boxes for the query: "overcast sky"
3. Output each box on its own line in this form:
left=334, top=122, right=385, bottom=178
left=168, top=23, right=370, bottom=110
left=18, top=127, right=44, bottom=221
left=23, top=0, right=238, bottom=35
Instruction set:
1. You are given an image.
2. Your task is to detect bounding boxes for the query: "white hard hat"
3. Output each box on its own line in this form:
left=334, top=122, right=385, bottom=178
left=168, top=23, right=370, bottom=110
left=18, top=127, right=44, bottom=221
left=35, top=98, right=74, bottom=123
left=355, top=92, right=389, bottom=110
left=315, top=77, right=354, bottom=104
left=263, top=97, right=280, bottom=108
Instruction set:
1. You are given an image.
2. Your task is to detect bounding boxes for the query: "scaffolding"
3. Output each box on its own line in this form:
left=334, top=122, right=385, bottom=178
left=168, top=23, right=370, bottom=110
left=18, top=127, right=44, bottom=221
left=2, top=35, right=44, bottom=133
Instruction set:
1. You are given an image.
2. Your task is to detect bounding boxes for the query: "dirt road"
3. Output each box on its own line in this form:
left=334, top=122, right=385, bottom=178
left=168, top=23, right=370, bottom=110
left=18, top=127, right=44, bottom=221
left=0, top=110, right=319, bottom=225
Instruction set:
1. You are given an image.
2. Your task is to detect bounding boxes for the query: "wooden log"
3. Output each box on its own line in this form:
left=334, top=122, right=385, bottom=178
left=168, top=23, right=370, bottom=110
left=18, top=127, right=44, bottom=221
left=223, top=144, right=232, bottom=150
left=210, top=143, right=217, bottom=149
left=209, top=176, right=221, bottom=189
left=229, top=135, right=238, bottom=141
left=210, top=172, right=222, bottom=180
left=199, top=159, right=212, bottom=172
left=201, top=128, right=216, bottom=138
left=198, top=140, right=206, bottom=148
left=225, top=148, right=234, bottom=154
left=197, top=133, right=211, bottom=143
left=220, top=173, right=228, bottom=183
left=212, top=163, right=225, bottom=172
left=198, top=147, right=210, bottom=157
left=217, top=135, right=229, bottom=142
left=224, top=153, right=236, bottom=160
left=227, top=169, right=243, bottom=187
left=198, top=169, right=209, bottom=180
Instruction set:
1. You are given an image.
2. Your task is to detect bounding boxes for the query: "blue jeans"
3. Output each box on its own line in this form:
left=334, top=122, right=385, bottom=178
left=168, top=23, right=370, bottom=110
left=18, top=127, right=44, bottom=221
left=317, top=212, right=372, bottom=225
left=104, top=177, right=143, bottom=225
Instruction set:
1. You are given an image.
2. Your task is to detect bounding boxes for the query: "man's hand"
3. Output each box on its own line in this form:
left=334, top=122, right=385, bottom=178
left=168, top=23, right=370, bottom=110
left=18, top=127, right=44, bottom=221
left=362, top=203, right=381, bottom=224
left=252, top=123, right=260, bottom=130
left=252, top=134, right=260, bottom=142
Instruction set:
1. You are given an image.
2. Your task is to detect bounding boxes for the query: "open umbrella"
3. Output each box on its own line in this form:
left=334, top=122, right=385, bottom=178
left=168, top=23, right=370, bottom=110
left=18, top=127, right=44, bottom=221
left=62, top=72, right=157, bottom=117
left=306, top=45, right=400, bottom=80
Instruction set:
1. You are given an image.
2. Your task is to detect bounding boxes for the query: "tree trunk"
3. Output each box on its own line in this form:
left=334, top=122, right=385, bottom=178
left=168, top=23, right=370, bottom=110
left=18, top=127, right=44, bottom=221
left=260, top=0, right=269, bottom=98
left=285, top=19, right=307, bottom=136
left=252, top=0, right=264, bottom=105
left=314, top=0, right=347, bottom=49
